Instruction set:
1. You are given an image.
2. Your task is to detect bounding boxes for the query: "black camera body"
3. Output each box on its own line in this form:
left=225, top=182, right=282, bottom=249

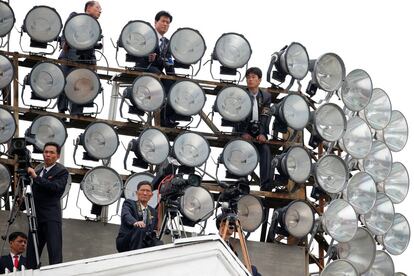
left=248, top=121, right=261, bottom=137
left=142, top=230, right=158, bottom=248
left=159, top=173, right=202, bottom=201
left=9, top=138, right=32, bottom=174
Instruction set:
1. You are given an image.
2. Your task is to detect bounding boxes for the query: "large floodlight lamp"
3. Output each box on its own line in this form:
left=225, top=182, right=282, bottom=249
left=306, top=53, right=345, bottom=96
left=80, top=122, right=119, bottom=160
left=173, top=132, right=210, bottom=167
left=29, top=62, right=65, bottom=100
left=137, top=127, right=169, bottom=165
left=377, top=162, right=409, bottom=204
left=222, top=139, right=258, bottom=176
left=274, top=146, right=312, bottom=184
left=63, top=13, right=102, bottom=50
left=271, top=93, right=310, bottom=133
left=268, top=42, right=309, bottom=83
left=362, top=251, right=395, bottom=276
left=216, top=86, right=252, bottom=123
left=22, top=6, right=62, bottom=49
left=168, top=80, right=205, bottom=116
left=236, top=194, right=263, bottom=232
left=322, top=199, right=358, bottom=242
left=0, top=163, right=11, bottom=195
left=362, top=88, right=392, bottom=130
left=180, top=186, right=214, bottom=222
left=336, top=227, right=376, bottom=274
left=0, top=107, right=16, bottom=144
left=340, top=69, right=373, bottom=112
left=0, top=54, right=13, bottom=90
left=380, top=110, right=408, bottom=152
left=0, top=1, right=15, bottom=41
left=378, top=213, right=410, bottom=256
left=169, top=27, right=206, bottom=70
left=65, top=68, right=101, bottom=105
left=361, top=140, right=392, bottom=183
left=339, top=117, right=372, bottom=159
left=25, top=115, right=67, bottom=151
left=314, top=154, right=348, bottom=194
left=344, top=172, right=376, bottom=215
left=320, top=260, right=358, bottom=276
left=126, top=75, right=165, bottom=112
left=361, top=192, right=395, bottom=236
left=81, top=166, right=123, bottom=206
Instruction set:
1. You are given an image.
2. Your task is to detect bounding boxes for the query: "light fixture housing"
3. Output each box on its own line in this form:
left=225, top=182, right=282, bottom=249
left=339, top=116, right=372, bottom=159
left=237, top=194, right=263, bottom=232
left=168, top=80, right=206, bottom=116
left=314, top=154, right=348, bottom=194
left=344, top=172, right=376, bottom=215
left=0, top=107, right=16, bottom=144
left=64, top=68, right=101, bottom=105
left=312, top=103, right=347, bottom=143
left=0, top=163, right=11, bottom=195
left=118, top=20, right=157, bottom=57
left=222, top=139, right=258, bottom=176
left=81, top=166, right=123, bottom=206
left=320, top=260, right=358, bottom=276
left=0, top=54, right=14, bottom=89
left=361, top=140, right=393, bottom=183
left=29, top=62, right=65, bottom=99
left=361, top=192, right=395, bottom=236
left=377, top=162, right=409, bottom=204
left=23, top=6, right=62, bottom=43
left=278, top=146, right=312, bottom=183
left=380, top=110, right=408, bottom=152
left=180, top=186, right=214, bottom=222
left=272, top=42, right=309, bottom=82
left=173, top=132, right=210, bottom=167
left=216, top=86, right=252, bottom=122
left=137, top=127, right=169, bottom=165
left=129, top=75, right=165, bottom=112
left=362, top=88, right=392, bottom=130
left=0, top=1, right=15, bottom=38
left=379, top=213, right=410, bottom=255
left=362, top=251, right=395, bottom=276
left=340, top=69, right=373, bottom=112
left=213, top=32, right=252, bottom=69
left=63, top=13, right=102, bottom=50
left=309, top=53, right=346, bottom=92
left=272, top=93, right=310, bottom=132
left=82, top=122, right=119, bottom=160
left=169, top=27, right=206, bottom=65
left=322, top=199, right=358, bottom=242
left=281, top=200, right=314, bottom=238
left=26, top=115, right=67, bottom=151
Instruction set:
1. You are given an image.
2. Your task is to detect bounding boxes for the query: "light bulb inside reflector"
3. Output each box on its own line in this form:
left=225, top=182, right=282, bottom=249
left=344, top=172, right=376, bottom=215
left=237, top=194, right=263, bottom=232
left=361, top=193, right=395, bottom=236
left=131, top=75, right=165, bottom=112
left=280, top=146, right=311, bottom=183
left=321, top=260, right=358, bottom=276
left=362, top=140, right=392, bottom=183
left=322, top=199, right=358, bottom=242
left=363, top=88, right=392, bottom=130
left=340, top=117, right=372, bottom=159
left=168, top=80, right=205, bottom=116
left=119, top=20, right=157, bottom=57
left=83, top=122, right=119, bottom=159
left=340, top=69, right=373, bottom=112
left=362, top=251, right=395, bottom=276
left=0, top=1, right=15, bottom=38
left=278, top=42, right=309, bottom=80
left=27, top=115, right=67, bottom=150
left=173, top=132, right=210, bottom=167
left=315, top=154, right=348, bottom=194
left=380, top=213, right=410, bottom=255
left=0, top=107, right=16, bottom=144
left=23, top=6, right=62, bottom=42
left=170, top=27, right=206, bottom=65
left=213, top=33, right=252, bottom=69
left=0, top=54, right=13, bottom=89
left=180, top=186, right=214, bottom=222
left=283, top=200, right=314, bottom=238
left=138, top=128, right=169, bottom=165
left=63, top=13, right=101, bottom=50
left=65, top=68, right=100, bottom=105
left=381, top=110, right=408, bottom=152
left=313, top=103, right=347, bottom=142
left=30, top=62, right=65, bottom=99
left=275, top=93, right=310, bottom=130
left=378, top=162, right=409, bottom=204
left=216, top=86, right=252, bottom=122
left=222, top=139, right=258, bottom=176
left=311, top=53, right=345, bottom=92
left=0, top=163, right=11, bottom=195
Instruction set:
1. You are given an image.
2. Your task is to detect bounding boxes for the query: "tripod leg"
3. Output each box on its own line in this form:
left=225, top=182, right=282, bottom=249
left=235, top=220, right=252, bottom=273
left=25, top=185, right=41, bottom=268
left=157, top=210, right=169, bottom=241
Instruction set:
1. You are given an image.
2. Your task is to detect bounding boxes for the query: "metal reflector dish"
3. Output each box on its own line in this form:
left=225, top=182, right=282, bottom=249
left=282, top=200, right=314, bottom=238
left=0, top=54, right=13, bottom=89
left=281, top=146, right=311, bottom=183
left=23, top=6, right=62, bottom=42
left=340, top=117, right=372, bottom=159
left=381, top=213, right=410, bottom=255
left=0, top=107, right=16, bottom=144
left=131, top=75, right=165, bottom=112
left=30, top=62, right=65, bottom=99
left=311, top=53, right=346, bottom=92
left=320, top=260, right=358, bottom=276
left=344, top=172, right=376, bottom=215
left=168, top=80, right=205, bottom=116
left=65, top=68, right=100, bottom=105
left=170, top=27, right=206, bottom=64
left=173, top=132, right=210, bottom=167
left=0, top=1, right=15, bottom=37
left=276, top=93, right=310, bottom=130
left=341, top=69, right=373, bottom=112
left=138, top=128, right=169, bottom=165
left=315, top=154, right=348, bottom=194
left=237, top=194, right=263, bottom=232
left=362, top=140, right=392, bottom=183
left=322, top=199, right=358, bottom=242
left=378, top=162, right=409, bottom=204
left=361, top=193, right=395, bottom=236
left=83, top=122, right=119, bottom=159
left=216, top=86, right=252, bottom=122
left=278, top=42, right=309, bottom=80
left=124, top=172, right=154, bottom=201
left=362, top=251, right=395, bottom=276
left=0, top=163, right=11, bottom=195
left=119, top=20, right=157, bottom=57
left=363, top=88, right=392, bottom=130
left=337, top=227, right=376, bottom=274
left=180, top=186, right=214, bottom=222
left=28, top=115, right=67, bottom=150
left=63, top=13, right=101, bottom=50
left=222, top=139, right=258, bottom=176
left=381, top=110, right=408, bottom=152
left=214, top=33, right=252, bottom=69
left=81, top=166, right=123, bottom=206
left=313, top=103, right=347, bottom=142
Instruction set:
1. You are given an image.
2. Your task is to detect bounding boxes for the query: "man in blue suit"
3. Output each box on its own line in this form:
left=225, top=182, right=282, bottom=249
left=116, top=181, right=160, bottom=252
left=0, top=232, right=27, bottom=274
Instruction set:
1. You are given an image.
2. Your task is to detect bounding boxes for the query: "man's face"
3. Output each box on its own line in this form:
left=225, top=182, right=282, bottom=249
left=136, top=184, right=153, bottom=205
left=246, top=73, right=261, bottom=93
left=86, top=2, right=102, bottom=19
left=9, top=236, right=27, bottom=255
left=43, top=145, right=60, bottom=167
left=154, top=16, right=171, bottom=36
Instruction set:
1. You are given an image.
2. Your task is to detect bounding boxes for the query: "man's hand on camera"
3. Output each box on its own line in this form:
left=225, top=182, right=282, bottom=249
left=27, top=167, right=37, bottom=178
left=134, top=221, right=146, bottom=228
left=256, top=134, right=267, bottom=143
left=241, top=133, right=253, bottom=140
left=148, top=53, right=157, bottom=63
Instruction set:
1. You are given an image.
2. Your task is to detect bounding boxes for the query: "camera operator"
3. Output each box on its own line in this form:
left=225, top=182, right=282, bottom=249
left=25, top=142, right=69, bottom=269
left=234, top=67, right=273, bottom=191
left=116, top=181, right=161, bottom=252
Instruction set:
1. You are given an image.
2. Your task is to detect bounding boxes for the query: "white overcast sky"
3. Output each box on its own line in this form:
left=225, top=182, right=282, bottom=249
left=6, top=0, right=414, bottom=274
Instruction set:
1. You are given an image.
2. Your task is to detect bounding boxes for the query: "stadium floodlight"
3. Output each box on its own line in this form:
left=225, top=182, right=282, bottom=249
left=361, top=140, right=392, bottom=183
left=343, top=172, right=377, bottom=215
left=378, top=213, right=410, bottom=256
left=339, top=117, right=372, bottom=159
left=0, top=1, right=15, bottom=38
left=274, top=146, right=312, bottom=184
left=0, top=163, right=11, bottom=195
left=180, top=186, right=214, bottom=222
left=168, top=80, right=206, bottom=116
left=136, top=127, right=169, bottom=165
left=81, top=122, right=119, bottom=160
left=169, top=27, right=206, bottom=67
left=340, top=69, right=373, bottom=112
left=362, top=251, right=395, bottom=276
left=173, top=132, right=210, bottom=167
left=322, top=199, right=358, bottom=242
left=0, top=107, right=16, bottom=144
left=64, top=68, right=101, bottom=105
left=127, top=75, right=165, bottom=112
left=0, top=54, right=13, bottom=90
left=237, top=194, right=264, bottom=232
left=25, top=115, right=67, bottom=151
left=320, top=260, right=358, bottom=276
left=118, top=20, right=157, bottom=59
left=362, top=88, right=392, bottom=130
left=361, top=193, right=395, bottom=236
left=222, top=139, right=258, bottom=176
left=377, top=162, right=409, bottom=204
left=380, top=110, right=408, bottom=152
left=63, top=13, right=101, bottom=50
left=216, top=86, right=252, bottom=122
left=213, top=32, right=252, bottom=70
left=271, top=93, right=310, bottom=133
left=29, top=62, right=65, bottom=100
left=314, top=154, right=348, bottom=194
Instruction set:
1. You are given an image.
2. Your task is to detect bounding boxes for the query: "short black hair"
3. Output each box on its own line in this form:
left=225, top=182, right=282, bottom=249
left=137, top=181, right=152, bottom=191
left=155, top=10, right=173, bottom=23
left=43, top=142, right=61, bottom=155
left=9, top=232, right=27, bottom=242
left=84, top=1, right=97, bottom=12
left=246, top=67, right=262, bottom=79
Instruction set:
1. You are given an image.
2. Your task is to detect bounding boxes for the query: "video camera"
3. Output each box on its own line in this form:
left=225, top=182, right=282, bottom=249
left=159, top=173, right=202, bottom=201
left=9, top=138, right=31, bottom=175
left=219, top=178, right=250, bottom=212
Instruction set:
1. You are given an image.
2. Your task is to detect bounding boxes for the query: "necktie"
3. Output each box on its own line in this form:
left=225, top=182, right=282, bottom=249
left=252, top=96, right=259, bottom=121
left=142, top=208, right=147, bottom=224
left=13, top=255, right=19, bottom=269
left=160, top=37, right=166, bottom=54
left=42, top=168, right=48, bottom=179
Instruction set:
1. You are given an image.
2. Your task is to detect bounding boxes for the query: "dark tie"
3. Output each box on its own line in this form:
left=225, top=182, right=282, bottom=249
left=143, top=208, right=147, bottom=224
left=160, top=37, right=167, bottom=54
left=42, top=168, right=48, bottom=179
left=13, top=255, right=19, bottom=269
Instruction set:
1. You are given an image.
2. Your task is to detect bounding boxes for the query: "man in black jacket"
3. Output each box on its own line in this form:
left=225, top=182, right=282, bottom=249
left=0, top=232, right=27, bottom=274
left=116, top=181, right=160, bottom=252
left=25, top=142, right=69, bottom=269
left=234, top=67, right=273, bottom=191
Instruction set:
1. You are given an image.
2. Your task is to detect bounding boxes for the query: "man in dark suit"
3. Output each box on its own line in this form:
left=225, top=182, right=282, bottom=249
left=0, top=232, right=27, bottom=274
left=234, top=67, right=273, bottom=191
left=116, top=181, right=160, bottom=252
left=25, top=142, right=69, bottom=269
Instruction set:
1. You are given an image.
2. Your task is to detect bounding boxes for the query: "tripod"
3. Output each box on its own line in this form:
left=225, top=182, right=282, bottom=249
left=157, top=200, right=187, bottom=242
left=220, top=214, right=253, bottom=273
left=1, top=173, right=41, bottom=269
